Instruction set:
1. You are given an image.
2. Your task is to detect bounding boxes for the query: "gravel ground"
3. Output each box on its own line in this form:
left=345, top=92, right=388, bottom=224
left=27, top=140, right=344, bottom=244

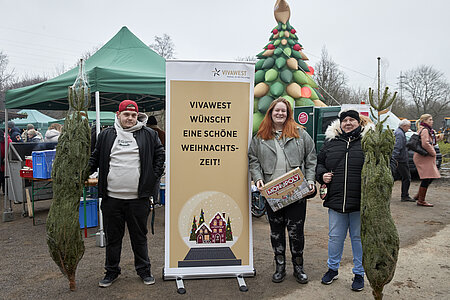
left=0, top=178, right=449, bottom=300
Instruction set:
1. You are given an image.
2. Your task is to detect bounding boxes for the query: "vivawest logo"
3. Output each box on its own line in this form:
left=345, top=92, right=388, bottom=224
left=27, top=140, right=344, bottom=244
left=211, top=67, right=249, bottom=79
left=212, top=68, right=221, bottom=76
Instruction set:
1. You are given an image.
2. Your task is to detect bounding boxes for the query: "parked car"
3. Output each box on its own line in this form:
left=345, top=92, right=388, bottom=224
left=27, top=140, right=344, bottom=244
left=405, top=131, right=442, bottom=175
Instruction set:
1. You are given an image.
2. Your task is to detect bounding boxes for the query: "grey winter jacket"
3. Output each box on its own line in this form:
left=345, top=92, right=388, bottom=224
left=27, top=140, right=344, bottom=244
left=392, top=127, right=408, bottom=163
left=248, top=127, right=317, bottom=185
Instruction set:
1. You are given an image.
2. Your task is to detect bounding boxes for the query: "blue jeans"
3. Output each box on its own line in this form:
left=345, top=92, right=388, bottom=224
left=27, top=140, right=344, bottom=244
left=327, top=209, right=364, bottom=276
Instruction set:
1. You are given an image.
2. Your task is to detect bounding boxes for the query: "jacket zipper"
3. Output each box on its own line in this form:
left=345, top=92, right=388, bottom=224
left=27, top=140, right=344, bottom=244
left=342, top=139, right=350, bottom=213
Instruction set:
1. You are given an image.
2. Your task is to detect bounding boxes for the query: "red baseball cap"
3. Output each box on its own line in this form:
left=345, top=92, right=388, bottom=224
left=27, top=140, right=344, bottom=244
left=118, top=100, right=139, bottom=113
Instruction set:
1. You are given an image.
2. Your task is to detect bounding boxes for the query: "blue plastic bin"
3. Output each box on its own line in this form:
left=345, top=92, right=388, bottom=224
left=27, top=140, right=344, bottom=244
left=32, top=150, right=56, bottom=179
left=160, top=183, right=165, bottom=205
left=79, top=199, right=98, bottom=228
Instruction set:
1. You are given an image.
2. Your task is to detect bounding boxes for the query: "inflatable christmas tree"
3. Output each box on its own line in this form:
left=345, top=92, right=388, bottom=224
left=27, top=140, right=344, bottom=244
left=253, top=0, right=326, bottom=133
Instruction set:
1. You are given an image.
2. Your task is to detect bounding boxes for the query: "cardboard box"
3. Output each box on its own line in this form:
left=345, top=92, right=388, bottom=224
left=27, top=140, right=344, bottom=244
left=20, top=169, right=33, bottom=178
left=260, top=167, right=306, bottom=198
left=260, top=167, right=312, bottom=211
left=25, top=156, right=33, bottom=168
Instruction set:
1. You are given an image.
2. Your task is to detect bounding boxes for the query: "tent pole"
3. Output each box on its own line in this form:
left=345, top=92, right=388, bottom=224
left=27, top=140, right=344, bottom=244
left=95, top=91, right=105, bottom=247
left=95, top=91, right=101, bottom=137
left=3, top=109, right=13, bottom=222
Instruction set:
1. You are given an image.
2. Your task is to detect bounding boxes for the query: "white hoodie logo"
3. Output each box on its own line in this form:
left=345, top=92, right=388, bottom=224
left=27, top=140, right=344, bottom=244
left=118, top=139, right=132, bottom=146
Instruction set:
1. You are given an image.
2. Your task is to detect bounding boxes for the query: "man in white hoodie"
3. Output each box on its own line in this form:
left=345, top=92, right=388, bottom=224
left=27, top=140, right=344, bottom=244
left=89, top=100, right=165, bottom=288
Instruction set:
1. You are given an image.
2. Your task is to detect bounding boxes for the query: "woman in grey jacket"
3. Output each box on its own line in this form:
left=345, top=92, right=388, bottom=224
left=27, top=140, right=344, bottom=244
left=249, top=97, right=317, bottom=284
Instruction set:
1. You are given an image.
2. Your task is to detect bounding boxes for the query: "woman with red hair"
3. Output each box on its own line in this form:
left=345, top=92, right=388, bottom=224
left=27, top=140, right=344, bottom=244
left=249, top=97, right=317, bottom=284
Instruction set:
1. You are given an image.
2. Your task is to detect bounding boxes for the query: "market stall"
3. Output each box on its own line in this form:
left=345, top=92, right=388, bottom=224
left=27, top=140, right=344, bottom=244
left=3, top=26, right=166, bottom=222
left=4, top=109, right=57, bottom=135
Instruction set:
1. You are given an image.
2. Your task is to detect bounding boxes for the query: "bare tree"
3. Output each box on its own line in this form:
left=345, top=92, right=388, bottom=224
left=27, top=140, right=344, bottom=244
left=80, top=46, right=101, bottom=61
left=0, top=51, right=15, bottom=109
left=344, top=87, right=368, bottom=105
left=401, top=65, right=450, bottom=122
left=149, top=34, right=175, bottom=59
left=8, top=75, right=47, bottom=90
left=236, top=55, right=257, bottom=62
left=313, top=47, right=348, bottom=105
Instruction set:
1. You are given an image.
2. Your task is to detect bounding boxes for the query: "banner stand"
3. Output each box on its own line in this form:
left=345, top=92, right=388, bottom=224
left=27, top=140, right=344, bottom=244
left=168, top=272, right=253, bottom=294
left=163, top=60, right=255, bottom=293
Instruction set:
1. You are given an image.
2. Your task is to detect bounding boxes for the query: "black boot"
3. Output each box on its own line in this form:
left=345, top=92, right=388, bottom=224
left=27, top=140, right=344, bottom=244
left=272, top=255, right=286, bottom=283
left=292, top=256, right=308, bottom=284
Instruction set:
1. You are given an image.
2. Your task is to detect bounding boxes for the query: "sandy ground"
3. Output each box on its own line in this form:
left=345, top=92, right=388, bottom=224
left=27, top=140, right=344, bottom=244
left=0, top=178, right=449, bottom=300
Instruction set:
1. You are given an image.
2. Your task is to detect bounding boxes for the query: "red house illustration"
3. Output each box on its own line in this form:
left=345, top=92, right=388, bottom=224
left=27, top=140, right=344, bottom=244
left=195, top=212, right=227, bottom=244
left=195, top=223, right=212, bottom=244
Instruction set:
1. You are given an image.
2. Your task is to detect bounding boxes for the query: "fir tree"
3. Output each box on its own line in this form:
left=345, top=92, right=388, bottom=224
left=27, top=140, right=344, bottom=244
left=199, top=209, right=205, bottom=225
left=46, top=60, right=90, bottom=291
left=189, top=216, right=197, bottom=241
left=252, top=0, right=326, bottom=134
left=226, top=217, right=233, bottom=241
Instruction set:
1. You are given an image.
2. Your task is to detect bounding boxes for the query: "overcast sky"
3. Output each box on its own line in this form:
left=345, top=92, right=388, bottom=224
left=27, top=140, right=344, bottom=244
left=1, top=0, right=449, bottom=92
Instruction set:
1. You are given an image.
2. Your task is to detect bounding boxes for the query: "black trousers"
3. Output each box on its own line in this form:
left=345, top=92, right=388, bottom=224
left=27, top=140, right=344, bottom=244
left=266, top=199, right=307, bottom=262
left=420, top=178, right=434, bottom=188
left=101, top=197, right=151, bottom=275
left=397, top=162, right=411, bottom=198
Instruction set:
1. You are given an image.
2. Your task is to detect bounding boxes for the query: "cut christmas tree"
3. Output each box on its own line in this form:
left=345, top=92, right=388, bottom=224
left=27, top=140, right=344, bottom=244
left=46, top=60, right=91, bottom=291
left=361, top=87, right=399, bottom=300
left=253, top=0, right=326, bottom=134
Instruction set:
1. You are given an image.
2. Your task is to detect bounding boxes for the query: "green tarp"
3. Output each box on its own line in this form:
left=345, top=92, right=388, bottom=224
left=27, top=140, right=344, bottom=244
left=5, top=26, right=165, bottom=112
left=7, top=109, right=57, bottom=130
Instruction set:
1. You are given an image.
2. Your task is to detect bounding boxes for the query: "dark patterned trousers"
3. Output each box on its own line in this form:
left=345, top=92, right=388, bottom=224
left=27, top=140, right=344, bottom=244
left=266, top=199, right=307, bottom=261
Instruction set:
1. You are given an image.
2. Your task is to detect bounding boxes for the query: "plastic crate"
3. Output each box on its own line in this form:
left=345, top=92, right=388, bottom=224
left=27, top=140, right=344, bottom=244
left=160, top=183, right=165, bottom=205
left=79, top=198, right=98, bottom=229
left=32, top=150, right=56, bottom=179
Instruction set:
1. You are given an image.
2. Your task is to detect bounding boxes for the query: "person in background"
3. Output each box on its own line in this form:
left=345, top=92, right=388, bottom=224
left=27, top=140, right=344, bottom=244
left=249, top=97, right=317, bottom=284
left=412, top=114, right=442, bottom=207
left=147, top=116, right=165, bottom=147
left=89, top=100, right=165, bottom=288
left=316, top=109, right=374, bottom=292
left=22, top=124, right=44, bottom=142
left=0, top=129, right=12, bottom=194
left=44, top=123, right=62, bottom=143
left=147, top=115, right=165, bottom=205
left=8, top=121, right=23, bottom=142
left=392, top=119, right=414, bottom=202
left=21, top=124, right=34, bottom=141
left=26, top=129, right=43, bottom=143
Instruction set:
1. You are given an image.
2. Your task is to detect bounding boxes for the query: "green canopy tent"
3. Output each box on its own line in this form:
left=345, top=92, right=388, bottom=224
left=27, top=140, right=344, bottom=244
left=49, top=111, right=116, bottom=127
left=5, top=26, right=166, bottom=112
left=6, top=109, right=57, bottom=132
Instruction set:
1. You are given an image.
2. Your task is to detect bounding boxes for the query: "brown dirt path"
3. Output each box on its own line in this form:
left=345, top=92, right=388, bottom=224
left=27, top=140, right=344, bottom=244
left=0, top=178, right=448, bottom=299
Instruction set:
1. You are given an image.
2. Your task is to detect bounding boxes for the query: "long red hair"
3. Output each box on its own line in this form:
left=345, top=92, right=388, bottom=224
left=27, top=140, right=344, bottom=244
left=257, top=97, right=302, bottom=140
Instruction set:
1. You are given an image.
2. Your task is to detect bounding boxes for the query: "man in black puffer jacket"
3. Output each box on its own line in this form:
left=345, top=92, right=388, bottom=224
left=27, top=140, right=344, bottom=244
left=316, top=109, right=374, bottom=292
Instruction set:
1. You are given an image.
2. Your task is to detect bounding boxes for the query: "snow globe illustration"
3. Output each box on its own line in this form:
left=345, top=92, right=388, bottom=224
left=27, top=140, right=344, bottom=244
left=178, top=191, right=243, bottom=248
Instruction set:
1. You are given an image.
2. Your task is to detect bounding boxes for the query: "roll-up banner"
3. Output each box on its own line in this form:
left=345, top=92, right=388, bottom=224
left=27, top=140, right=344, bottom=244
left=164, top=60, right=255, bottom=280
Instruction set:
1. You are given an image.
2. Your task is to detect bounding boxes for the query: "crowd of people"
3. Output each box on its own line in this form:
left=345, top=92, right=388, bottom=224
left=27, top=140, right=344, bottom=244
left=2, top=100, right=442, bottom=291
left=6, top=121, right=62, bottom=143
left=249, top=97, right=443, bottom=292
